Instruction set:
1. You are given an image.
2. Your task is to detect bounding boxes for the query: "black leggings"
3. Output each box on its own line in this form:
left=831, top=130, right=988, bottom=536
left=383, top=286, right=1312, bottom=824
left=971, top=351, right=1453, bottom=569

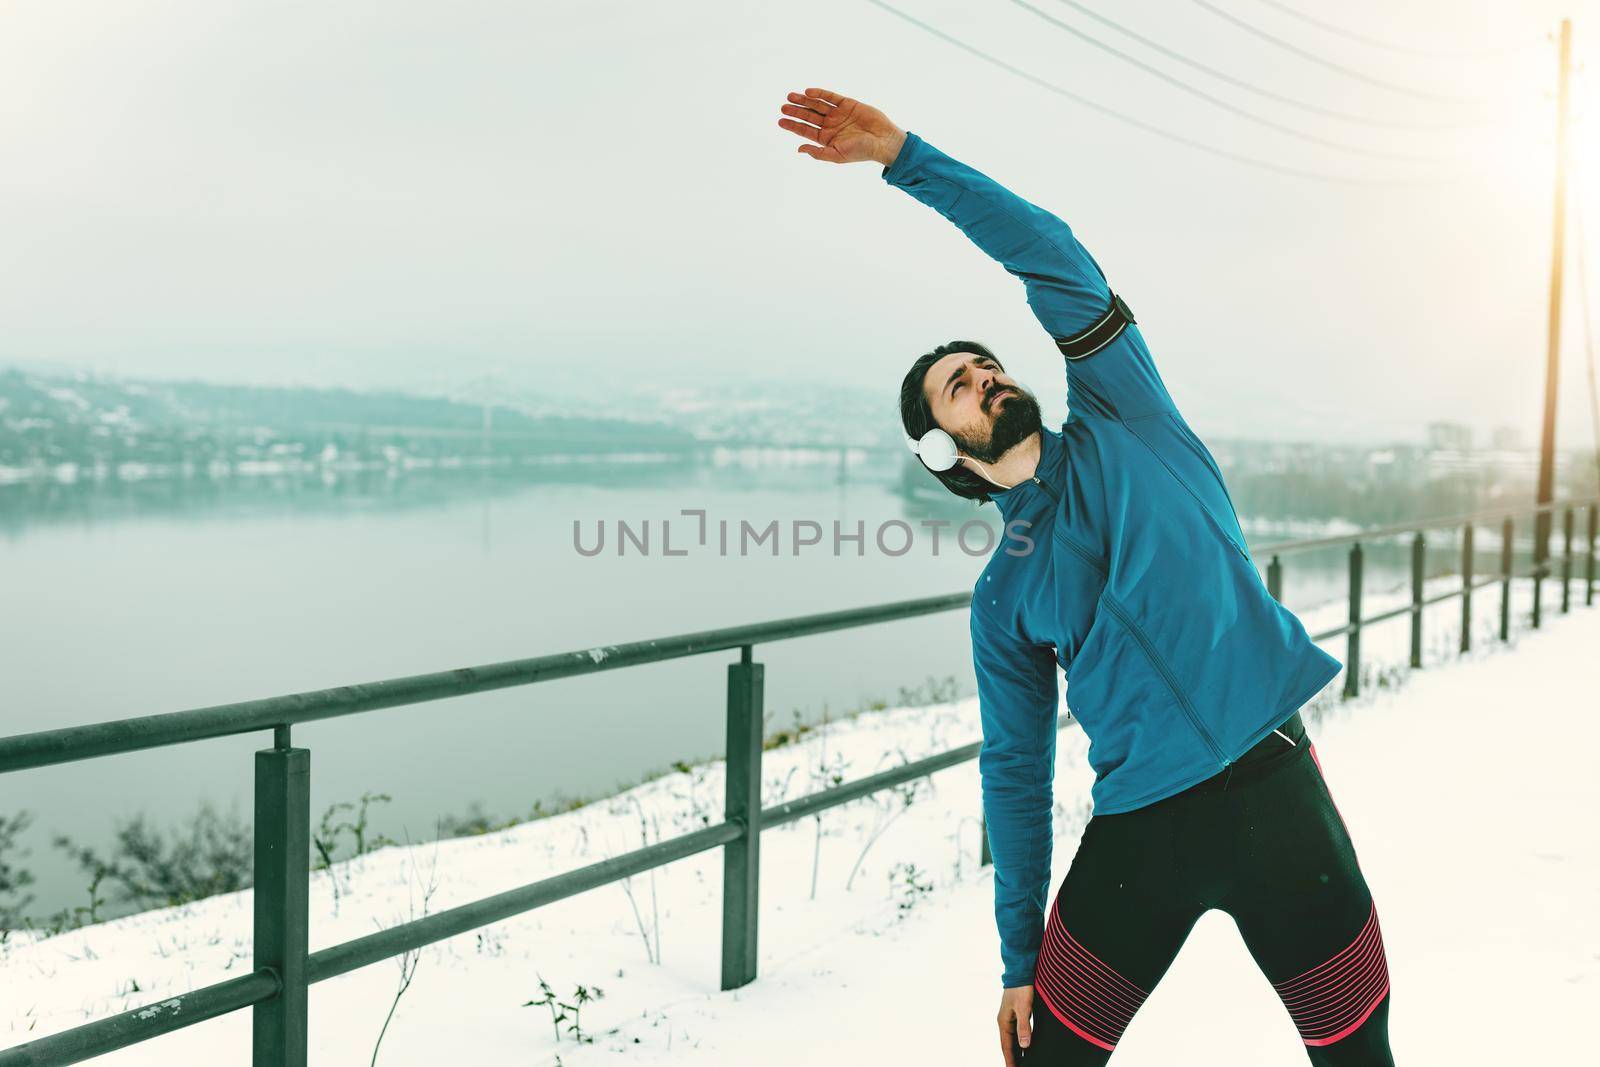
left=1019, top=712, right=1394, bottom=1065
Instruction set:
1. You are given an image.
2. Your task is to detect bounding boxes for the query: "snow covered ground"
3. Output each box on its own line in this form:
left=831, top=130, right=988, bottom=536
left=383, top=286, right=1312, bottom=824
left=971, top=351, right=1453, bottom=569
left=3, top=576, right=1596, bottom=1064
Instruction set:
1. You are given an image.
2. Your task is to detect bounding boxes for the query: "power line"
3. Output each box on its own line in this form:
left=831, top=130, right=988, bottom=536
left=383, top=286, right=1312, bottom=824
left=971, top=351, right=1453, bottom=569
left=1034, top=0, right=1484, bottom=131
left=1246, top=0, right=1542, bottom=61
left=863, top=0, right=1459, bottom=187
left=1007, top=0, right=1455, bottom=162
left=1187, top=0, right=1487, bottom=106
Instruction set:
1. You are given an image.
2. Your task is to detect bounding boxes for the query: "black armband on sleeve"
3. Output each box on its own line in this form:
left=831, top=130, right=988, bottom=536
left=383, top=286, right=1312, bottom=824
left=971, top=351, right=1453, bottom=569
left=1055, top=292, right=1136, bottom=361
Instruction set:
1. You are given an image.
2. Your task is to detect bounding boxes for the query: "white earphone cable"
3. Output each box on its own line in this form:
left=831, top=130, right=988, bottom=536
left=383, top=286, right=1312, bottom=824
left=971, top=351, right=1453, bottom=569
left=962, top=455, right=1015, bottom=491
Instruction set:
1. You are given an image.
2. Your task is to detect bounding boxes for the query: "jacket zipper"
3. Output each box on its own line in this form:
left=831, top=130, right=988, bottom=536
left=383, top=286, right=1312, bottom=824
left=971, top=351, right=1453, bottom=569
left=1099, top=596, right=1230, bottom=769
left=1123, top=423, right=1251, bottom=564
left=1038, top=454, right=1231, bottom=770
left=1053, top=529, right=1230, bottom=765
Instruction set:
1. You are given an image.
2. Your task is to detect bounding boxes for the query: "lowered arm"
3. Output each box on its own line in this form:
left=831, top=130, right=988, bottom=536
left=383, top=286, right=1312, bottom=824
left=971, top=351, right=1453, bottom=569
left=970, top=600, right=1062, bottom=989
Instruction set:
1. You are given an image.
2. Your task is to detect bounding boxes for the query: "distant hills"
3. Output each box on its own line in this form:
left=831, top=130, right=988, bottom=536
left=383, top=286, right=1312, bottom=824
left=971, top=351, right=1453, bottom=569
left=0, top=368, right=699, bottom=479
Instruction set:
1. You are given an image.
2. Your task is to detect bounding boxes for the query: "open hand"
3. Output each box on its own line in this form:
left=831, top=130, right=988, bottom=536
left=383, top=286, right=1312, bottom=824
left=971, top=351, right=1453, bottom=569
left=999, top=984, right=1035, bottom=1065
left=776, top=87, right=907, bottom=167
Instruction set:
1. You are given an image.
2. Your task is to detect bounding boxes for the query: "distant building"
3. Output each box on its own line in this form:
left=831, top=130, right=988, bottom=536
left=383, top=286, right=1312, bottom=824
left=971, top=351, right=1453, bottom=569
left=1490, top=425, right=1521, bottom=450
left=1426, top=421, right=1473, bottom=452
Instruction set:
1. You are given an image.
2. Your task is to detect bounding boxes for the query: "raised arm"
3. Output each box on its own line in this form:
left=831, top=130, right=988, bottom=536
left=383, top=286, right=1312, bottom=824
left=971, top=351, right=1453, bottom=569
left=879, top=129, right=1115, bottom=345
left=778, top=87, right=1177, bottom=423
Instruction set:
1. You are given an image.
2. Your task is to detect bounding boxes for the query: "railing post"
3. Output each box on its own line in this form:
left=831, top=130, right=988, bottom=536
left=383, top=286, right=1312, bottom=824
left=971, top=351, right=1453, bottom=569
left=1561, top=507, right=1574, bottom=613
left=1531, top=508, right=1544, bottom=629
left=1460, top=524, right=1474, bottom=653
left=721, top=644, right=764, bottom=991
left=1344, top=542, right=1363, bottom=698
left=1588, top=503, right=1597, bottom=607
left=254, top=729, right=309, bottom=1067
left=1267, top=554, right=1283, bottom=603
left=1409, top=532, right=1425, bottom=669
left=1500, top=517, right=1514, bottom=642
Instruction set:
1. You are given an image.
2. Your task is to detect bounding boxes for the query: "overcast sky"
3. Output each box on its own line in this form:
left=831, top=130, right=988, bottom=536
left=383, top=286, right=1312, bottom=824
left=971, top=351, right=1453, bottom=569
left=2, top=0, right=1599, bottom=445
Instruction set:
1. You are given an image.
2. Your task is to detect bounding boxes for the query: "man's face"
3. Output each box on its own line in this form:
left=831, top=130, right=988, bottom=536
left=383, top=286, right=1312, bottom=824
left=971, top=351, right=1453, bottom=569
left=922, top=350, right=1042, bottom=465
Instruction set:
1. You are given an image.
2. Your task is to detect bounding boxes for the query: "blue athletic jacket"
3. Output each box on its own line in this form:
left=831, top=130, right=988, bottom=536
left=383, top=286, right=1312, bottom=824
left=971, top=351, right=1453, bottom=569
left=883, top=131, right=1342, bottom=988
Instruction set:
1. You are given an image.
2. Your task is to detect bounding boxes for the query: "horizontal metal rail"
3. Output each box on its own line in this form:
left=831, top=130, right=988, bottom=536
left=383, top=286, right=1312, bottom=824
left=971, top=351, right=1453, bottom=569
left=1308, top=562, right=1567, bottom=643
left=0, top=970, right=280, bottom=1067
left=1251, top=494, right=1598, bottom=556
left=0, top=592, right=971, bottom=775
left=309, top=819, right=742, bottom=983
left=308, top=718, right=1080, bottom=986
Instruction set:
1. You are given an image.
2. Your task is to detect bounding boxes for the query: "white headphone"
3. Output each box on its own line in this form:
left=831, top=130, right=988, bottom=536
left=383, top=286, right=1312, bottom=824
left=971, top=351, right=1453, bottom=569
left=904, top=428, right=1015, bottom=490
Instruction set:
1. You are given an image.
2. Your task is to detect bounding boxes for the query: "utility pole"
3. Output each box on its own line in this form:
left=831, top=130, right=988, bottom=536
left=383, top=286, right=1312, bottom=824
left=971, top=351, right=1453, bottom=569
left=1535, top=18, right=1572, bottom=574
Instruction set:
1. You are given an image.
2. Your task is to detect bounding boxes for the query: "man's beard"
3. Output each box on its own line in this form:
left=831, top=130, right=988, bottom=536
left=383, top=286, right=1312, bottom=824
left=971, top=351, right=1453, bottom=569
left=956, top=387, right=1043, bottom=464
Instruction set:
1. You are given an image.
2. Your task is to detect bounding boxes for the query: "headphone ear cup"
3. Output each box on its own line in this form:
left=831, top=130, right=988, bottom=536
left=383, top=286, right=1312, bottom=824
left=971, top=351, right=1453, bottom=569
left=917, top=428, right=960, bottom=472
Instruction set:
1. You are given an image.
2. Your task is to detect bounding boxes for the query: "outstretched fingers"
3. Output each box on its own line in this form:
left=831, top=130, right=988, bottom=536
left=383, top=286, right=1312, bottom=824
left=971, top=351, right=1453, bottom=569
left=780, top=103, right=830, bottom=129
left=777, top=116, right=824, bottom=142
left=779, top=87, right=850, bottom=162
left=787, top=90, right=835, bottom=113
left=776, top=116, right=841, bottom=161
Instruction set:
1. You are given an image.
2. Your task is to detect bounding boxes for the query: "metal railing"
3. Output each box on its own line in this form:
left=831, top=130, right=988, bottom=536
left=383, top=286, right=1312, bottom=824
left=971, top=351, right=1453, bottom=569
left=1, top=495, right=1596, bottom=1066
left=1255, top=497, right=1598, bottom=697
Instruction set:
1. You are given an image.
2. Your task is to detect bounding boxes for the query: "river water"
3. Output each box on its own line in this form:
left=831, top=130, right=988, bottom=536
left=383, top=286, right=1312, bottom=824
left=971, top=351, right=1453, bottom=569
left=0, top=457, right=1443, bottom=921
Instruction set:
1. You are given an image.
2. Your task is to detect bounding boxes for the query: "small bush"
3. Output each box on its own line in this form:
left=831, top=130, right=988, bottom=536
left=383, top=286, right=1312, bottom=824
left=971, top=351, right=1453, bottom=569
left=0, top=811, right=37, bottom=936
left=888, top=860, right=934, bottom=919
left=53, top=802, right=252, bottom=914
left=523, top=973, right=605, bottom=1045
left=314, top=791, right=397, bottom=870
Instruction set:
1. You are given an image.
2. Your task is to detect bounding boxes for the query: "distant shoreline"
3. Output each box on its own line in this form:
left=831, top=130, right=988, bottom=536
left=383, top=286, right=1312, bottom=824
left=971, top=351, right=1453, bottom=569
left=0, top=450, right=693, bottom=488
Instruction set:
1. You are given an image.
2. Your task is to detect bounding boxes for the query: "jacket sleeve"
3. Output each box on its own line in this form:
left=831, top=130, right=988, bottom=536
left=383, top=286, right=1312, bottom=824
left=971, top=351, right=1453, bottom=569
left=969, top=598, right=1061, bottom=988
left=882, top=130, right=1177, bottom=421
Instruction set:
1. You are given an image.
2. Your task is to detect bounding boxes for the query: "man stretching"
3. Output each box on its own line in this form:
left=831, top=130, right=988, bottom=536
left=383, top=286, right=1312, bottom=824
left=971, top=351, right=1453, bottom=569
left=778, top=88, right=1394, bottom=1066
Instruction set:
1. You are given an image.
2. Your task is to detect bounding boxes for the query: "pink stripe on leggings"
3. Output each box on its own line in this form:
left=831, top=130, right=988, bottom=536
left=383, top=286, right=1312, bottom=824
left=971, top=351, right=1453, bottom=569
left=1273, top=901, right=1392, bottom=1047
left=1033, top=904, right=1149, bottom=1051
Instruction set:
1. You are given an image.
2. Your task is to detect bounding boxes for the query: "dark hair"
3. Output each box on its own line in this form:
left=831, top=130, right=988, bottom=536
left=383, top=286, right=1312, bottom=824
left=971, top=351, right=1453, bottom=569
left=898, top=339, right=1004, bottom=504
